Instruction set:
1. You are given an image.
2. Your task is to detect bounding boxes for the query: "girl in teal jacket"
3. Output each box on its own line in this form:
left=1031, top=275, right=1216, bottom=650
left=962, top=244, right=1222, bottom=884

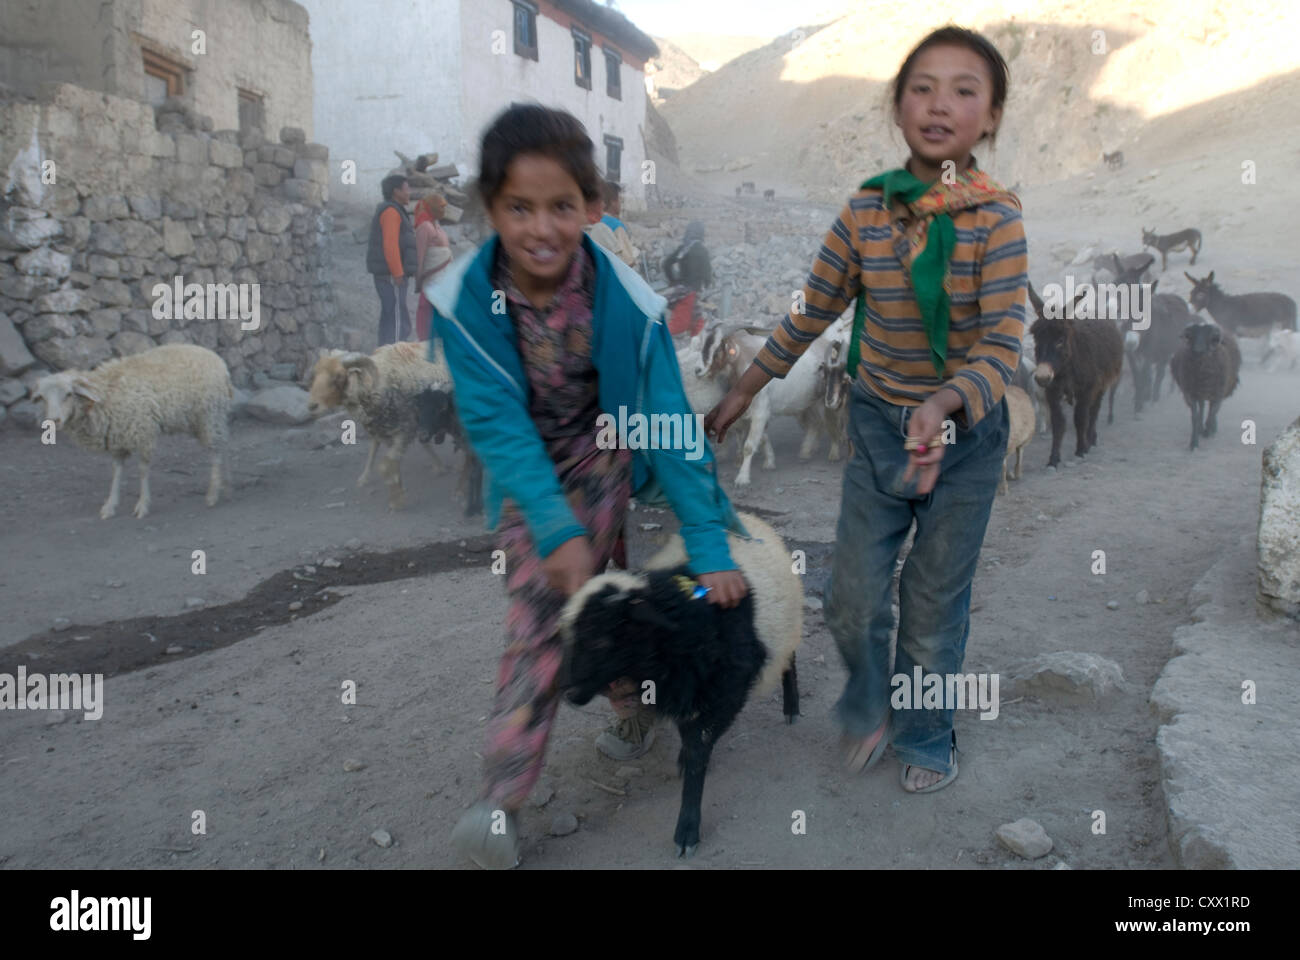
left=433, top=105, right=747, bottom=868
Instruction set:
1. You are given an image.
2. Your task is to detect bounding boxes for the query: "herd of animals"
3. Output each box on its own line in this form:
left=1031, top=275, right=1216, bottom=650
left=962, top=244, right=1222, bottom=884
left=17, top=224, right=1298, bottom=859
left=24, top=225, right=1299, bottom=521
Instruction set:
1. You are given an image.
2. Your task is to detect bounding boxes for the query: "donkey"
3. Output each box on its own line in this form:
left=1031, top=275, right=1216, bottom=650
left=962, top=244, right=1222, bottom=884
left=1120, top=280, right=1191, bottom=414
left=1029, top=282, right=1125, bottom=468
left=1185, top=271, right=1297, bottom=341
left=1142, top=228, right=1201, bottom=271
left=1102, top=150, right=1124, bottom=170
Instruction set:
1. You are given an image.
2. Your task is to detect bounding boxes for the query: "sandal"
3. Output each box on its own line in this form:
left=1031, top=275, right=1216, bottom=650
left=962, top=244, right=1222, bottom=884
left=843, top=720, right=889, bottom=773
left=900, top=731, right=959, bottom=794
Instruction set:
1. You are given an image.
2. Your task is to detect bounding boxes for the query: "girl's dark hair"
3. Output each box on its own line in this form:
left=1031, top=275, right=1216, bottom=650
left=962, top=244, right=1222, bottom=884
left=477, top=104, right=601, bottom=207
left=891, top=26, right=1010, bottom=142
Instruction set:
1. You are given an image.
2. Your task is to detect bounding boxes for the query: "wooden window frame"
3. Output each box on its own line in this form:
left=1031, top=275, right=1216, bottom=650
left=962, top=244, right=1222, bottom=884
left=573, top=27, right=593, bottom=91
left=604, top=46, right=622, bottom=100
left=512, top=0, right=538, bottom=62
left=237, top=88, right=265, bottom=133
left=602, top=134, right=623, bottom=183
left=142, top=48, right=186, bottom=97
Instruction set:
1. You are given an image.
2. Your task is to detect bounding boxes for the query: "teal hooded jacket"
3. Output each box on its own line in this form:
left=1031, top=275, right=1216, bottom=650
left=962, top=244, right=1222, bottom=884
left=425, top=233, right=746, bottom=573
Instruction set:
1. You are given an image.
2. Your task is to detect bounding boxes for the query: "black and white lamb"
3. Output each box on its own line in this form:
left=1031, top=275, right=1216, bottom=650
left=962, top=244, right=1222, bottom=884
left=557, top=511, right=803, bottom=857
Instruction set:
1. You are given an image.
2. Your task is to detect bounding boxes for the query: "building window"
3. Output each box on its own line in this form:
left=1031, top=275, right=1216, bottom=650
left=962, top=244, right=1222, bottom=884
left=238, top=89, right=265, bottom=134
left=142, top=49, right=185, bottom=104
left=573, top=28, right=592, bottom=90
left=512, top=1, right=538, bottom=61
left=602, top=135, right=623, bottom=182
left=604, top=47, right=622, bottom=100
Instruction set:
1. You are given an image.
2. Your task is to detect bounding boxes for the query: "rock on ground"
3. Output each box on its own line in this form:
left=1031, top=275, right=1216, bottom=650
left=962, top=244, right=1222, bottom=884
left=996, top=818, right=1054, bottom=859
left=244, top=385, right=313, bottom=425
left=1011, top=651, right=1125, bottom=701
left=1257, top=414, right=1300, bottom=619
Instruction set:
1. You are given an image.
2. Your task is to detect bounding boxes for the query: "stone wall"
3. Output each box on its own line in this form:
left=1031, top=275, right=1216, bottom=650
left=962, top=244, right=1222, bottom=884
left=0, top=0, right=313, bottom=141
left=0, top=82, right=339, bottom=423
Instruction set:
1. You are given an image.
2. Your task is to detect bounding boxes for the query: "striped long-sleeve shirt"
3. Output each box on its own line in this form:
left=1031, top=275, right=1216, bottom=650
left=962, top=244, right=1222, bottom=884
left=753, top=188, right=1028, bottom=428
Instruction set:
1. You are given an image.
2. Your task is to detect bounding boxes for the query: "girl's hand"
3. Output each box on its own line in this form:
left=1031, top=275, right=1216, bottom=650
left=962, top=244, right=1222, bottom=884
left=696, top=570, right=748, bottom=608
left=543, top=536, right=596, bottom=596
left=901, top=394, right=954, bottom=496
left=703, top=388, right=752, bottom=445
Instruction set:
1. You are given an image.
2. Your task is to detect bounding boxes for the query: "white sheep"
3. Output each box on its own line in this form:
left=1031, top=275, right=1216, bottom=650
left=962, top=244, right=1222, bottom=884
left=32, top=343, right=232, bottom=519
left=306, top=341, right=453, bottom=509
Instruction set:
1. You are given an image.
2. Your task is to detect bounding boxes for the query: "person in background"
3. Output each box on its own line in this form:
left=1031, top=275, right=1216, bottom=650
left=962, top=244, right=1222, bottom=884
left=598, top=180, right=639, bottom=268
left=661, top=220, right=712, bottom=337
left=414, top=193, right=452, bottom=341
left=366, top=174, right=416, bottom=344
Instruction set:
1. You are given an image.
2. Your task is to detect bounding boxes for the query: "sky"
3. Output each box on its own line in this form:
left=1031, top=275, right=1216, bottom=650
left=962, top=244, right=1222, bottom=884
left=610, top=0, right=856, bottom=38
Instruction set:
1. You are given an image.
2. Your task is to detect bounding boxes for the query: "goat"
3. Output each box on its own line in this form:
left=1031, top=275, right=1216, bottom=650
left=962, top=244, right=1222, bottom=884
left=558, top=510, right=802, bottom=857
left=306, top=341, right=451, bottom=509
left=413, top=386, right=484, bottom=517
left=1029, top=282, right=1125, bottom=468
left=998, top=385, right=1035, bottom=495
left=1169, top=323, right=1241, bottom=450
left=31, top=344, right=231, bottom=519
left=695, top=323, right=775, bottom=473
left=1185, top=271, right=1297, bottom=341
left=1120, top=279, right=1190, bottom=414
left=1102, top=150, right=1124, bottom=170
left=1142, top=228, right=1201, bottom=271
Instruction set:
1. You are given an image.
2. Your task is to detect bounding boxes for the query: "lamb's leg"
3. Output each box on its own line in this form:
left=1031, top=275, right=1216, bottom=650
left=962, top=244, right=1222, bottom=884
left=206, top=449, right=223, bottom=506
left=132, top=454, right=152, bottom=519
left=101, top=455, right=126, bottom=519
left=761, top=433, right=775, bottom=470
left=1189, top=400, right=1201, bottom=450
left=998, top=457, right=1009, bottom=495
left=1206, top=396, right=1222, bottom=437
left=1014, top=445, right=1024, bottom=480
left=381, top=436, right=408, bottom=509
left=357, top=438, right=379, bottom=487
left=422, top=437, right=447, bottom=475
left=673, top=719, right=712, bottom=857
left=781, top=654, right=800, bottom=723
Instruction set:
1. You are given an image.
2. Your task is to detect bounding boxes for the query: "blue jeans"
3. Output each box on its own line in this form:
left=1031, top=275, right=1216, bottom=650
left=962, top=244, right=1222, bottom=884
left=823, top=381, right=1007, bottom=775
left=374, top=275, right=411, bottom=345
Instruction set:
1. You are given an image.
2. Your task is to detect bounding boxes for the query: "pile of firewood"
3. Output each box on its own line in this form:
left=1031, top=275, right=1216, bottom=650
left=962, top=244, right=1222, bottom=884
left=387, top=150, right=477, bottom=224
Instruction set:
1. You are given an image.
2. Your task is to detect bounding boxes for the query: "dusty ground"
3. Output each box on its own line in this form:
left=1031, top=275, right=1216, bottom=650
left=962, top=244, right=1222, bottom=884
left=1, top=338, right=1295, bottom=867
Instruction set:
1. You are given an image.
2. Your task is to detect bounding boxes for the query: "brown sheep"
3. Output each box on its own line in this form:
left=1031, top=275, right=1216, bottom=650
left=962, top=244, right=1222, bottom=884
left=1169, top=322, right=1241, bottom=450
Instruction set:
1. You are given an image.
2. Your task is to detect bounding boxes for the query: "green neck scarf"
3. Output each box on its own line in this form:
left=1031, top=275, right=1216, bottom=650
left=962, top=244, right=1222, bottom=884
left=847, top=167, right=953, bottom=376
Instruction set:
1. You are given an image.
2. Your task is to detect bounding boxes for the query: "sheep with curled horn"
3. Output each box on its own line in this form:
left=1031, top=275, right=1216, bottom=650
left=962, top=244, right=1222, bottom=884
left=306, top=341, right=454, bottom=510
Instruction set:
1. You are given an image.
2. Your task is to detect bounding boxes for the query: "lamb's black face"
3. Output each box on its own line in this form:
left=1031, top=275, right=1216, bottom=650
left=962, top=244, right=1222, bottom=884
left=559, top=574, right=670, bottom=702
left=558, top=584, right=647, bottom=706
left=1182, top=323, right=1221, bottom=355
left=415, top=388, right=454, bottom=444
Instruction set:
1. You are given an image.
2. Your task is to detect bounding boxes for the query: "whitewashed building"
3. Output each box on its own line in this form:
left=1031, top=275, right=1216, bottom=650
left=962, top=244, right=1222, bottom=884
left=300, top=0, right=658, bottom=210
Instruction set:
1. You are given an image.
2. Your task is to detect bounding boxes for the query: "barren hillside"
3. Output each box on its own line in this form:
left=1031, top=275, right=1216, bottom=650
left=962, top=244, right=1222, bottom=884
left=660, top=0, right=1300, bottom=202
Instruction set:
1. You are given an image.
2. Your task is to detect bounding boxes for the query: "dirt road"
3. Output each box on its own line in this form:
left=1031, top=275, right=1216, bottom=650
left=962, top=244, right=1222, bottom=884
left=1, top=345, right=1293, bottom=868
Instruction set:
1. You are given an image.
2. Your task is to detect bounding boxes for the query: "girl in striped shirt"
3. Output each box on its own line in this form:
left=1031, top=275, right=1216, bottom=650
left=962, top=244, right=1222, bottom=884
left=707, top=27, right=1028, bottom=794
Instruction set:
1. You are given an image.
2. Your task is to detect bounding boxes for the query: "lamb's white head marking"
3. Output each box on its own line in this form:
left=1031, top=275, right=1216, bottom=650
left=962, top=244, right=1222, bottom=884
left=558, top=570, right=647, bottom=647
